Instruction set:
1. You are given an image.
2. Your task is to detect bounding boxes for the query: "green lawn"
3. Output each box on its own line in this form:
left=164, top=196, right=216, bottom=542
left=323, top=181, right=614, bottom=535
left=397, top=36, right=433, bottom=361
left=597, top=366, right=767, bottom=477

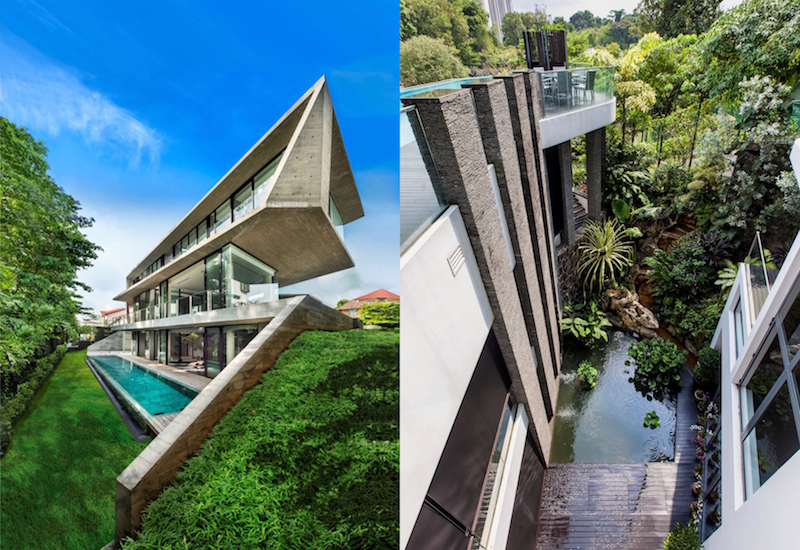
left=125, top=329, right=399, bottom=550
left=1, top=350, right=149, bottom=550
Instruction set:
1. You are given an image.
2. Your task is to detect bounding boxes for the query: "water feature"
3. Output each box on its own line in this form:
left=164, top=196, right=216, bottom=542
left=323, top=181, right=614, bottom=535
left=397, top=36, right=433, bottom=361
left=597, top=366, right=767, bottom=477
left=89, top=355, right=198, bottom=417
left=550, top=331, right=677, bottom=463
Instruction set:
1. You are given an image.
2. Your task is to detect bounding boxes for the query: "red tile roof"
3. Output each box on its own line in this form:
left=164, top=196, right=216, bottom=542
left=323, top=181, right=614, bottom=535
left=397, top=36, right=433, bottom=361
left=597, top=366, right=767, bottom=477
left=100, top=307, right=126, bottom=316
left=353, top=289, right=399, bottom=302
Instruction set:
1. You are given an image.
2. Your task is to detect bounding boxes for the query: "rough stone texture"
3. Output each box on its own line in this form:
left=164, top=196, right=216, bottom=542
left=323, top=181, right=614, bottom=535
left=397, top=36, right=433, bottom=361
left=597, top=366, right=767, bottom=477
left=586, top=127, right=605, bottom=222
left=87, top=331, right=126, bottom=353
left=606, top=288, right=659, bottom=338
left=466, top=78, right=559, bottom=417
left=115, top=295, right=355, bottom=541
left=556, top=241, right=582, bottom=306
left=557, top=141, right=576, bottom=246
left=403, top=88, right=553, bottom=464
left=500, top=74, right=562, bottom=381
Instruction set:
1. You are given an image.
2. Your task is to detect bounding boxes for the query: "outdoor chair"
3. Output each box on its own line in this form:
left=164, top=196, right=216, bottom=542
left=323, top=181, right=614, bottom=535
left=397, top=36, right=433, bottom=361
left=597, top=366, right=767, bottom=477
left=574, top=70, right=596, bottom=105
left=554, top=71, right=572, bottom=109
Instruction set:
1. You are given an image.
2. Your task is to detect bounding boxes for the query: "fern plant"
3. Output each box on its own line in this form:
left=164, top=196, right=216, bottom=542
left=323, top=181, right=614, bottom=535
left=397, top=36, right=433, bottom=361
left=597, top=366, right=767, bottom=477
left=577, top=220, right=635, bottom=293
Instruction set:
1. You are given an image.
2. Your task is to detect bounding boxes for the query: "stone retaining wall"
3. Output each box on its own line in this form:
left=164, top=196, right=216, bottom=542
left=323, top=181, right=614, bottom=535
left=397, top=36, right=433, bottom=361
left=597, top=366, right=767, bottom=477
left=557, top=241, right=581, bottom=305
left=115, top=295, right=356, bottom=542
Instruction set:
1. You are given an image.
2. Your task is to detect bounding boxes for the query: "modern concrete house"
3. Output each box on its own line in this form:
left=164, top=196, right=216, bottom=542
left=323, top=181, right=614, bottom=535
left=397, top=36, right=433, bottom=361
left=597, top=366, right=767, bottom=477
left=705, top=138, right=800, bottom=548
left=109, top=75, right=363, bottom=378
left=400, top=69, right=616, bottom=549
left=87, top=76, right=366, bottom=542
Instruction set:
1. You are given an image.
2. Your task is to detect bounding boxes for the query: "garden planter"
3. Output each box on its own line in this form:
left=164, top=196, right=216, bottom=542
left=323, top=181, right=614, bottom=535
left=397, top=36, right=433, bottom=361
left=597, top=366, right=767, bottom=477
left=695, top=389, right=707, bottom=402
left=696, top=448, right=706, bottom=462
left=693, top=481, right=702, bottom=495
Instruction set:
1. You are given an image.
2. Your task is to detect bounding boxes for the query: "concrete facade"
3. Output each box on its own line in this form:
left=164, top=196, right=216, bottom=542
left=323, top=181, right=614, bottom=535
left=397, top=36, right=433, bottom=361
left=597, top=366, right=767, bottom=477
left=585, top=127, right=605, bottom=221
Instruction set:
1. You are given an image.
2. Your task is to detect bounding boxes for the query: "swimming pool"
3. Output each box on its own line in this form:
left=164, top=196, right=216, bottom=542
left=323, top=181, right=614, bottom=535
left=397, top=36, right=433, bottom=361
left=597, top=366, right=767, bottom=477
left=400, top=76, right=494, bottom=99
left=89, top=355, right=198, bottom=428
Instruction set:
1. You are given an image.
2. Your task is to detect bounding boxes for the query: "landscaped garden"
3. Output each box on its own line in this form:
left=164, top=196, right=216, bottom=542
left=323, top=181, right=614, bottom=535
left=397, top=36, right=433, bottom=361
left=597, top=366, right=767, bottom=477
left=122, top=329, right=399, bottom=549
left=0, top=350, right=149, bottom=549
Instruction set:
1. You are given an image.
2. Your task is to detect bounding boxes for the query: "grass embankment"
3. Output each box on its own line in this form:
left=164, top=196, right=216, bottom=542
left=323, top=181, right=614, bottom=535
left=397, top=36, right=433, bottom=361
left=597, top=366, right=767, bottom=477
left=124, top=329, right=399, bottom=550
left=0, top=350, right=149, bottom=549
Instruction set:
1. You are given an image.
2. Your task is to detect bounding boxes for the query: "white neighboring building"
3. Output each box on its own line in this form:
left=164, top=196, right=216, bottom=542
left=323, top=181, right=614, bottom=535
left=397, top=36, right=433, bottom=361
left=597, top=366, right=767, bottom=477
left=707, top=138, right=800, bottom=548
left=484, top=0, right=513, bottom=38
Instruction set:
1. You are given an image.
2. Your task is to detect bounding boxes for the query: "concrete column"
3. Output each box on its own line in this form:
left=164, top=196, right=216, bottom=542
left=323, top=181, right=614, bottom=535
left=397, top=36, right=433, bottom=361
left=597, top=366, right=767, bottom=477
left=586, top=126, right=605, bottom=221
left=557, top=140, right=576, bottom=246
left=402, top=89, right=553, bottom=464
left=465, top=78, right=557, bottom=418
left=500, top=74, right=562, bottom=381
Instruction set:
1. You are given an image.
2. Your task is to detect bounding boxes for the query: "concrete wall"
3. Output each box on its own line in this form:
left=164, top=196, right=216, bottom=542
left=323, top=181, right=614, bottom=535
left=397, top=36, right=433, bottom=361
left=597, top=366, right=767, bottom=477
left=400, top=206, right=494, bottom=549
left=538, top=98, right=616, bottom=149
left=115, top=295, right=355, bottom=541
left=87, top=331, right=128, bottom=354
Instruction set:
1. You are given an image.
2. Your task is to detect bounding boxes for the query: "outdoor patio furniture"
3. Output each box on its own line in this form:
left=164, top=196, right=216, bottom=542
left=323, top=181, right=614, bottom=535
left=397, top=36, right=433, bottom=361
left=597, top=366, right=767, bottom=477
left=574, top=70, right=596, bottom=105
left=554, top=70, right=572, bottom=109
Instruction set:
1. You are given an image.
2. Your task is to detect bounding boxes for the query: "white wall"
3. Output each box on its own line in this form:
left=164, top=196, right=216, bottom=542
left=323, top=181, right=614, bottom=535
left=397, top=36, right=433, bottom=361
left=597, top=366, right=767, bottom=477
left=400, top=206, right=494, bottom=549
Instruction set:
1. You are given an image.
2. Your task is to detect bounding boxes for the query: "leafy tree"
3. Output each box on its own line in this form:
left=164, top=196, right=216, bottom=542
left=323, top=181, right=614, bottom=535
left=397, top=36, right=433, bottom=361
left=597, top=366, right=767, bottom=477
left=336, top=298, right=349, bottom=308
left=569, top=10, right=604, bottom=31
left=0, top=117, right=99, bottom=396
left=400, top=0, right=417, bottom=40
left=606, top=18, right=638, bottom=49
left=401, top=35, right=469, bottom=86
left=635, top=0, right=721, bottom=38
left=501, top=11, right=548, bottom=46
left=359, top=302, right=400, bottom=328
left=700, top=0, right=800, bottom=107
left=608, top=9, right=625, bottom=22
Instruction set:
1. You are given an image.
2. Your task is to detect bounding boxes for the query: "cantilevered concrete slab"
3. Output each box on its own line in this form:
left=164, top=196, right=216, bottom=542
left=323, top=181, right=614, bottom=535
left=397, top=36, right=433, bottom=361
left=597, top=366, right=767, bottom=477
left=538, top=97, right=616, bottom=149
left=120, top=76, right=363, bottom=296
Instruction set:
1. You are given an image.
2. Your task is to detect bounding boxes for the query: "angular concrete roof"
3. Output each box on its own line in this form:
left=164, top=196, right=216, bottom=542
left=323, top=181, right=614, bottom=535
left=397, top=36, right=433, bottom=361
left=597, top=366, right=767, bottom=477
left=116, top=77, right=364, bottom=302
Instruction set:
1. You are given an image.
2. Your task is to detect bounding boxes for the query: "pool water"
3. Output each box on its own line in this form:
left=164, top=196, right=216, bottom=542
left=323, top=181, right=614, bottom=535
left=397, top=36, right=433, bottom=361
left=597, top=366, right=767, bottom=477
left=400, top=77, right=494, bottom=99
left=550, top=331, right=677, bottom=463
left=90, top=356, right=197, bottom=417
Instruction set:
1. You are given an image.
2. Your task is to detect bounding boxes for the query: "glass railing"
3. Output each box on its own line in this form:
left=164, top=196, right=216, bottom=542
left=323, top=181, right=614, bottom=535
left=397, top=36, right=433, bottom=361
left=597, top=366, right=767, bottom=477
left=744, top=232, right=778, bottom=323
left=537, top=66, right=615, bottom=119
left=400, top=106, right=448, bottom=252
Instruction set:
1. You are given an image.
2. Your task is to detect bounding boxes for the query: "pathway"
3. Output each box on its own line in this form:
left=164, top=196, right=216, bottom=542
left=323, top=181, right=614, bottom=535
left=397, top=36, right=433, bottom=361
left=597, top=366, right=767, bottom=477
left=535, top=370, right=698, bottom=549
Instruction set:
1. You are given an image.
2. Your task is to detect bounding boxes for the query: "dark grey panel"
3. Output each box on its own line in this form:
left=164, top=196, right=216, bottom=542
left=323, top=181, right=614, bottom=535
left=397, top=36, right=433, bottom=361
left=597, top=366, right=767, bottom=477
left=506, top=433, right=545, bottom=549
left=405, top=500, right=470, bottom=550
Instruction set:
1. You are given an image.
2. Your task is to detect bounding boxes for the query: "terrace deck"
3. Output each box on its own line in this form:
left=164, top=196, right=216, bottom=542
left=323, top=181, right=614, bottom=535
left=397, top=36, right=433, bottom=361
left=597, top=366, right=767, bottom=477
left=147, top=413, right=180, bottom=435
left=535, top=370, right=698, bottom=549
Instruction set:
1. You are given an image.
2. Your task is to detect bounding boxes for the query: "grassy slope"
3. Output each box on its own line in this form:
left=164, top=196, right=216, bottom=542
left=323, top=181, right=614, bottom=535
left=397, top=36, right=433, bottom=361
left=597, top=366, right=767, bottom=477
left=0, top=350, right=148, bottom=549
left=125, top=329, right=399, bottom=550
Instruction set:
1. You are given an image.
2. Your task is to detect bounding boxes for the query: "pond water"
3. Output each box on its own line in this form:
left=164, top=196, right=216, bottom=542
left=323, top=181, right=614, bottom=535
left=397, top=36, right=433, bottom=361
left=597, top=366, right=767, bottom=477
left=550, top=331, right=677, bottom=463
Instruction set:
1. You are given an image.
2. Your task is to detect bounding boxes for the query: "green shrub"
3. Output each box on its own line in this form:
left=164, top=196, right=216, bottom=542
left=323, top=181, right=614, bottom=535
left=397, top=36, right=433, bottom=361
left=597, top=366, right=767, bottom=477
left=0, top=344, right=67, bottom=455
left=660, top=297, right=723, bottom=346
left=577, top=360, right=598, bottom=389
left=400, top=35, right=468, bottom=87
left=695, top=346, right=721, bottom=386
left=644, top=235, right=717, bottom=302
left=663, top=522, right=702, bottom=549
left=626, top=337, right=686, bottom=399
left=577, top=220, right=635, bottom=292
left=360, top=301, right=400, bottom=328
left=561, top=301, right=613, bottom=347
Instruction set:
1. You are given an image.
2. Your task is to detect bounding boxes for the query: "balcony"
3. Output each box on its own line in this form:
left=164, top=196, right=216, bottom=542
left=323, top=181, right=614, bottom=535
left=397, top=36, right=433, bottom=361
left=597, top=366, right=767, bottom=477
left=743, top=231, right=780, bottom=325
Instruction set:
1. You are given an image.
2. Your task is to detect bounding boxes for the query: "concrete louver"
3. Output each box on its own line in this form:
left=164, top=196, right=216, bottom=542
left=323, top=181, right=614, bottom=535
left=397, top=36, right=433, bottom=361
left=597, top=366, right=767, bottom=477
left=115, top=76, right=364, bottom=300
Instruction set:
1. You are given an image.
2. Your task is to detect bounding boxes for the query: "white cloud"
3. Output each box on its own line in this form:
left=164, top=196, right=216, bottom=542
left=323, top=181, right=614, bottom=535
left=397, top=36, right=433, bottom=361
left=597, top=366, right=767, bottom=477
left=0, top=33, right=161, bottom=165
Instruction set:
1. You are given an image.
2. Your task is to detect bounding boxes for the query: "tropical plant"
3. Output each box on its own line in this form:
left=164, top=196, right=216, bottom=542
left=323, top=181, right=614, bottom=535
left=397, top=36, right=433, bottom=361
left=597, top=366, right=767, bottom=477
left=695, top=346, right=721, bottom=386
left=577, top=220, right=635, bottom=293
left=577, top=360, right=598, bottom=389
left=715, top=259, right=738, bottom=294
left=626, top=226, right=644, bottom=239
left=626, top=337, right=686, bottom=399
left=400, top=35, right=469, bottom=87
left=644, top=235, right=717, bottom=302
left=561, top=301, right=613, bottom=346
left=644, top=410, right=661, bottom=429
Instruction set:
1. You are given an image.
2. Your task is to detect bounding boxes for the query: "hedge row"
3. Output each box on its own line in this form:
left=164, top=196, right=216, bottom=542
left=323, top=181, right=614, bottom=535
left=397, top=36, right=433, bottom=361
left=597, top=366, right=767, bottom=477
left=1, top=344, right=67, bottom=456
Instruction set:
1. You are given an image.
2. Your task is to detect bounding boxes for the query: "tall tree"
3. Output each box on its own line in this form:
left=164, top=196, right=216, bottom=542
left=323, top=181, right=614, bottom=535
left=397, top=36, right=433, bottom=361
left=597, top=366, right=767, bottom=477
left=0, top=117, right=99, bottom=382
left=570, top=10, right=604, bottom=30
left=501, top=10, right=548, bottom=46
left=608, top=9, right=626, bottom=22
left=635, top=0, right=721, bottom=39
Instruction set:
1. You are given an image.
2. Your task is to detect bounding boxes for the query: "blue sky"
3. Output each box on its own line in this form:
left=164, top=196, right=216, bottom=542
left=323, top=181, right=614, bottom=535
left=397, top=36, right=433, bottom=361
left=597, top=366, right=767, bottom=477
left=1, top=1, right=399, bottom=312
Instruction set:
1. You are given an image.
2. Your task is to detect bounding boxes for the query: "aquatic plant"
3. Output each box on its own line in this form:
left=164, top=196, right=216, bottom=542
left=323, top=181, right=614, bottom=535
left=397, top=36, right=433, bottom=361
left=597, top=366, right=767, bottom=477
left=626, top=337, right=686, bottom=399
left=561, top=301, right=613, bottom=346
left=577, top=360, right=598, bottom=389
left=643, top=410, right=661, bottom=429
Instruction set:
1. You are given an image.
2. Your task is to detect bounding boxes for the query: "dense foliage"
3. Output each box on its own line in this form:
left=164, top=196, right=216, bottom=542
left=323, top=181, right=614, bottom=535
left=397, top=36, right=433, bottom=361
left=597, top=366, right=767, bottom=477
left=0, top=118, right=98, bottom=420
left=561, top=301, right=612, bottom=346
left=360, top=301, right=400, bottom=328
left=626, top=337, right=686, bottom=399
left=635, top=0, right=721, bottom=39
left=663, top=521, right=703, bottom=549
left=124, top=330, right=399, bottom=549
left=644, top=235, right=718, bottom=302
left=1, top=351, right=148, bottom=549
left=400, top=35, right=468, bottom=87
left=0, top=344, right=66, bottom=455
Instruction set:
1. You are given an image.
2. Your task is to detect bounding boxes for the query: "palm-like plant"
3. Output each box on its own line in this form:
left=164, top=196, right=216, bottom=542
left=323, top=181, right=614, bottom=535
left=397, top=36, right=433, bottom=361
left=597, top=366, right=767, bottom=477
left=577, top=220, right=634, bottom=292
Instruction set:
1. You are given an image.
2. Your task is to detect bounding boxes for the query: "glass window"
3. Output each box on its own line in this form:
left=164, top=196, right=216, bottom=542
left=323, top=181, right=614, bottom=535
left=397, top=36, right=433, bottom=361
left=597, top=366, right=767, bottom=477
left=173, top=243, right=181, bottom=259
left=215, top=201, right=231, bottom=233
left=782, top=286, right=800, bottom=363
left=188, top=228, right=197, bottom=249
left=329, top=195, right=343, bottom=226
left=169, top=331, right=181, bottom=363
left=160, top=281, right=168, bottom=318
left=223, top=244, right=278, bottom=307
left=196, top=220, right=207, bottom=244
left=205, top=252, right=222, bottom=310
left=735, top=298, right=745, bottom=359
left=233, top=184, right=253, bottom=221
left=223, top=325, right=259, bottom=368
left=742, top=333, right=784, bottom=427
left=253, top=151, right=283, bottom=207
left=205, top=327, right=221, bottom=378
left=742, top=383, right=800, bottom=497
left=208, top=213, right=217, bottom=237
left=181, top=235, right=189, bottom=255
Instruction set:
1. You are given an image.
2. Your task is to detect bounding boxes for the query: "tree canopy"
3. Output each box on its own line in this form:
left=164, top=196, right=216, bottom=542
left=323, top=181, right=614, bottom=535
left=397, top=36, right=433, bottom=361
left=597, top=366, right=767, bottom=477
left=401, top=35, right=469, bottom=87
left=635, top=0, right=721, bottom=39
left=0, top=117, right=99, bottom=382
left=570, top=10, right=605, bottom=31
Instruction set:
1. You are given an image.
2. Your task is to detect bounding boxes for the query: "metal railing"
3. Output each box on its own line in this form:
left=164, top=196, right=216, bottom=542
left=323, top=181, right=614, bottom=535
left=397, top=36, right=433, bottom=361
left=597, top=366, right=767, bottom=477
left=537, top=66, right=615, bottom=119
left=744, top=231, right=777, bottom=324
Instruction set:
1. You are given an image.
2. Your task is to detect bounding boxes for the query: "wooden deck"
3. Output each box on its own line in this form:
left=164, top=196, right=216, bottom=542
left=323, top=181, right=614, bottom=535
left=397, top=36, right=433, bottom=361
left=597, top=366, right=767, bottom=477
left=535, top=370, right=698, bottom=549
left=147, top=413, right=180, bottom=435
